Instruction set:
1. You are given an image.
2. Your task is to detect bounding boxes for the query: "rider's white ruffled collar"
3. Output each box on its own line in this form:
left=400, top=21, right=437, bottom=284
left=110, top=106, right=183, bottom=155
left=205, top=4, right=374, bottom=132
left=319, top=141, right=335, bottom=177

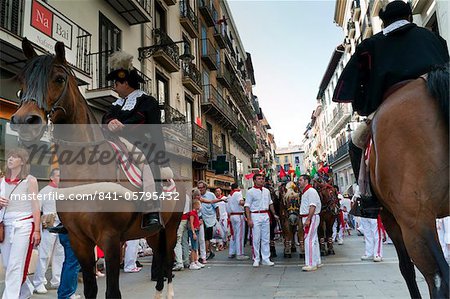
left=112, top=90, right=146, bottom=111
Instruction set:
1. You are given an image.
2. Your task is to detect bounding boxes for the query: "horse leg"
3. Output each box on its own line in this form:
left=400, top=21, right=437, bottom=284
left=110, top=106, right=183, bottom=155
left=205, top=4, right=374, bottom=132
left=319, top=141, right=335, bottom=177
left=102, top=236, right=122, bottom=299
left=380, top=209, right=421, bottom=299
left=291, top=226, right=297, bottom=253
left=317, top=219, right=326, bottom=256
left=297, top=221, right=305, bottom=258
left=165, top=222, right=179, bottom=299
left=399, top=217, right=449, bottom=298
left=69, top=234, right=97, bottom=299
left=284, top=239, right=292, bottom=258
left=327, top=216, right=335, bottom=255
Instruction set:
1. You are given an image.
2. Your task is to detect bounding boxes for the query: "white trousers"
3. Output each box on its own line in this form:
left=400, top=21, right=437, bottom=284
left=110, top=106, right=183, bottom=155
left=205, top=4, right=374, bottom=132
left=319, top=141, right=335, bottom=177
left=198, top=223, right=206, bottom=260
left=332, top=219, right=344, bottom=241
left=251, top=213, right=270, bottom=263
left=360, top=217, right=383, bottom=257
left=124, top=239, right=140, bottom=271
left=1, top=221, right=34, bottom=299
left=217, top=218, right=228, bottom=245
left=303, top=214, right=321, bottom=267
left=229, top=215, right=245, bottom=256
left=174, top=219, right=189, bottom=266
left=32, top=228, right=64, bottom=288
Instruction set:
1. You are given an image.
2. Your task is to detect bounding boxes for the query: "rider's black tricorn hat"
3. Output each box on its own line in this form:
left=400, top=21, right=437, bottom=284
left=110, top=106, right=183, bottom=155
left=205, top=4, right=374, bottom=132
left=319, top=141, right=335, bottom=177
left=379, top=1, right=412, bottom=23
left=106, top=68, right=145, bottom=84
left=105, top=51, right=144, bottom=86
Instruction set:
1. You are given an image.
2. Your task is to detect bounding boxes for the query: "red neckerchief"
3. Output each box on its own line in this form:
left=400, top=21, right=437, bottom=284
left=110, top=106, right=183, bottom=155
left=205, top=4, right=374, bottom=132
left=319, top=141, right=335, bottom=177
left=302, top=184, right=312, bottom=194
left=5, top=177, right=21, bottom=185
left=230, top=189, right=240, bottom=196
left=253, top=185, right=263, bottom=191
left=49, top=182, right=58, bottom=188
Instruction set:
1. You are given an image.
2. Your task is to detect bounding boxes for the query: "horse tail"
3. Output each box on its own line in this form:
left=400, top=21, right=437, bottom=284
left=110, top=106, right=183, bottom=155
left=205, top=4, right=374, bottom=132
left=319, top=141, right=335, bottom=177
left=426, top=63, right=449, bottom=126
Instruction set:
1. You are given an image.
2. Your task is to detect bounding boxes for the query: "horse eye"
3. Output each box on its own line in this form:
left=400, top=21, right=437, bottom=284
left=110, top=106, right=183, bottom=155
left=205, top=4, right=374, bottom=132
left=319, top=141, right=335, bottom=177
left=17, top=89, right=23, bottom=98
left=55, top=76, right=66, bottom=84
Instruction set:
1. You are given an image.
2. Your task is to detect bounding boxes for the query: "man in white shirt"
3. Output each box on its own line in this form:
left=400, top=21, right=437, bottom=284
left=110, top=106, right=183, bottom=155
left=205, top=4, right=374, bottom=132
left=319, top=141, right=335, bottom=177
left=214, top=188, right=228, bottom=251
left=33, top=168, right=64, bottom=294
left=227, top=183, right=249, bottom=260
left=244, top=174, right=278, bottom=267
left=298, top=174, right=322, bottom=272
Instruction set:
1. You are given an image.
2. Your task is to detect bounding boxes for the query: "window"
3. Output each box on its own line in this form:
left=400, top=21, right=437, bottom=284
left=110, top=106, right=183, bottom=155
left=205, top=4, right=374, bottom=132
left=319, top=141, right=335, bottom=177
left=284, top=156, right=288, bottom=163
left=99, top=13, right=121, bottom=88
left=284, top=164, right=290, bottom=171
left=221, top=133, right=226, bottom=153
left=185, top=96, right=193, bottom=123
left=155, top=1, right=167, bottom=32
left=156, top=73, right=169, bottom=122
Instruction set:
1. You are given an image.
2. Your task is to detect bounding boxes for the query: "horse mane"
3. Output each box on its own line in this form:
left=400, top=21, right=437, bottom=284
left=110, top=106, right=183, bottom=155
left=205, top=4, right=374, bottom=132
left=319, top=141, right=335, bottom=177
left=427, top=63, right=449, bottom=126
left=283, top=188, right=299, bottom=206
left=16, top=54, right=55, bottom=111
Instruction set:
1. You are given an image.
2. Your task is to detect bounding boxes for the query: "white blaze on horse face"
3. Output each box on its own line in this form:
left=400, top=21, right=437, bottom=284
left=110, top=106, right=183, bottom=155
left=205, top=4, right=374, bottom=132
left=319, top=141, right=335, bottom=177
left=434, top=273, right=441, bottom=290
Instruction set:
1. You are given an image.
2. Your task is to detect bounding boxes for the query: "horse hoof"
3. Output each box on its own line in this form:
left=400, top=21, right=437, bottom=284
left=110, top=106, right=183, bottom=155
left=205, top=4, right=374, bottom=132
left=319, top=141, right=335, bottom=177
left=299, top=254, right=305, bottom=259
left=291, top=247, right=297, bottom=253
left=320, top=251, right=326, bottom=257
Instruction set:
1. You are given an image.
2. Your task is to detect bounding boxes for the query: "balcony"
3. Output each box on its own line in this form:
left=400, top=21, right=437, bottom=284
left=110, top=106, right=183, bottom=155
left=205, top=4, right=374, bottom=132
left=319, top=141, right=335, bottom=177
left=216, top=62, right=232, bottom=88
left=328, top=142, right=349, bottom=165
left=201, top=38, right=219, bottom=71
left=0, top=0, right=91, bottom=84
left=85, top=51, right=152, bottom=109
left=151, top=29, right=180, bottom=73
left=192, top=122, right=208, bottom=148
left=198, top=0, right=215, bottom=27
left=180, top=1, right=199, bottom=38
left=229, top=79, right=254, bottom=119
left=326, top=104, right=352, bottom=136
left=161, top=104, right=186, bottom=124
left=182, top=63, right=202, bottom=95
left=352, top=0, right=361, bottom=21
left=201, top=84, right=238, bottom=130
left=232, top=122, right=257, bottom=155
left=105, top=0, right=151, bottom=25
left=213, top=23, right=227, bottom=49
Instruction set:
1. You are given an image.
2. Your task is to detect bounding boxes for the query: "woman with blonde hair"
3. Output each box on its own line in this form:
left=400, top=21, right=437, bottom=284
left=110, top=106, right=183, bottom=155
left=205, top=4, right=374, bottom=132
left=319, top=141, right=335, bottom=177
left=0, top=147, right=41, bottom=299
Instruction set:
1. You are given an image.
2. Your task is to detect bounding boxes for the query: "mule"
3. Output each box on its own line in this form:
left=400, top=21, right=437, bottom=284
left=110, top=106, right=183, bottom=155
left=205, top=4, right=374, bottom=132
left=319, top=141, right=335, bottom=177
left=314, top=182, right=339, bottom=256
left=10, top=38, right=184, bottom=298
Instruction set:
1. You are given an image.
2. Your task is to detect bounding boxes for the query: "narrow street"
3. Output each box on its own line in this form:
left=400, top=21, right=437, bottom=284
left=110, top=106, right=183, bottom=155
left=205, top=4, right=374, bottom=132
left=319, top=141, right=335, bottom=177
left=13, top=231, right=429, bottom=298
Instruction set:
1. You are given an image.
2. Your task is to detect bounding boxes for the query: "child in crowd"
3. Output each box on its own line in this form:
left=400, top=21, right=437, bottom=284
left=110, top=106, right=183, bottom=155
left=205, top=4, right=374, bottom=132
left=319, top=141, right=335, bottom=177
left=188, top=200, right=204, bottom=270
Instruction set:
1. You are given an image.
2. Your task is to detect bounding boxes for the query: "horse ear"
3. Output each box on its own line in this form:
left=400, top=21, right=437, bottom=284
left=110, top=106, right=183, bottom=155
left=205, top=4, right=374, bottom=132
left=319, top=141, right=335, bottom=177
left=54, top=41, right=66, bottom=64
left=22, top=38, right=37, bottom=59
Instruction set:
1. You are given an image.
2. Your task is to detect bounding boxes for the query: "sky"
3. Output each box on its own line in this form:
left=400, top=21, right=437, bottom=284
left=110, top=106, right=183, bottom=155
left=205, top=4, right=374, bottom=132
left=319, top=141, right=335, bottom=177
left=228, top=0, right=344, bottom=147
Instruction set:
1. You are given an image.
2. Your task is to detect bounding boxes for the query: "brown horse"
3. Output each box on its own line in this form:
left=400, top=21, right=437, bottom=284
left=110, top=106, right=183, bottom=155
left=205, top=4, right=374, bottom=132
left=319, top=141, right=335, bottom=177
left=279, top=182, right=304, bottom=258
left=369, top=65, right=449, bottom=298
left=10, top=39, right=184, bottom=298
left=314, top=182, right=339, bottom=256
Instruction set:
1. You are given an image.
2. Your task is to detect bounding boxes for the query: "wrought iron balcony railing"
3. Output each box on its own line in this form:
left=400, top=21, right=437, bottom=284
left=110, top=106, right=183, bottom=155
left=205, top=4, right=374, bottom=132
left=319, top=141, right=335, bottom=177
left=180, top=0, right=199, bottom=38
left=201, top=84, right=239, bottom=129
left=182, top=62, right=202, bottom=94
left=198, top=0, right=215, bottom=26
left=192, top=122, right=208, bottom=148
left=87, top=50, right=151, bottom=94
left=161, top=104, right=186, bottom=124
left=153, top=28, right=180, bottom=63
left=201, top=38, right=219, bottom=70
left=328, top=141, right=349, bottom=165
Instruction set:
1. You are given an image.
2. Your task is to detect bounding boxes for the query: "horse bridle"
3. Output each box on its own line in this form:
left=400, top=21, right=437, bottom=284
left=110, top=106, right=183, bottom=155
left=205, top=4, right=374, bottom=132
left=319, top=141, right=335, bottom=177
left=18, top=63, right=107, bottom=147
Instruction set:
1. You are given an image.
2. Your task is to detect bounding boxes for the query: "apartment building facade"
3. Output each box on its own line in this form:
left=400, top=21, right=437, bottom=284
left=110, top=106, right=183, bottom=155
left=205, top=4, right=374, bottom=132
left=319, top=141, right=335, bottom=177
left=0, top=0, right=269, bottom=190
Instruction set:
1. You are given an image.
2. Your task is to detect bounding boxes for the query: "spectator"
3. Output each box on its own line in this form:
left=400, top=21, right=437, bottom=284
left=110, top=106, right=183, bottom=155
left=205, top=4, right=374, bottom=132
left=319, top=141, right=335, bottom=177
left=0, top=147, right=41, bottom=298
left=227, top=183, right=249, bottom=260
left=214, top=188, right=228, bottom=251
left=188, top=200, right=204, bottom=270
left=172, top=189, right=192, bottom=271
left=58, top=233, right=81, bottom=299
left=33, top=168, right=65, bottom=294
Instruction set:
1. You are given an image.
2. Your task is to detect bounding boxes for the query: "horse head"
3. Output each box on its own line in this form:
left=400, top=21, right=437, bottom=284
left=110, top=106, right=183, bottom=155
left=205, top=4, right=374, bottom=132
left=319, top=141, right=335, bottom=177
left=315, top=182, right=339, bottom=215
left=283, top=186, right=300, bottom=226
left=11, top=38, right=82, bottom=141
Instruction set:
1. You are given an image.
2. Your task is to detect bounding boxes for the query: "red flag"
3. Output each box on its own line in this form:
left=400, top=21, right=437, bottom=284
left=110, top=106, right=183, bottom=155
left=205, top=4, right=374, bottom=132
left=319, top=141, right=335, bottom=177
left=245, top=173, right=255, bottom=180
left=279, top=167, right=286, bottom=178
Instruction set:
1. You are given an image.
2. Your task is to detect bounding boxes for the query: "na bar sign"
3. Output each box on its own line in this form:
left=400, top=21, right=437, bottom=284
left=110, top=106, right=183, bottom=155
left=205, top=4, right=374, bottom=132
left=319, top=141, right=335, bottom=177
left=30, top=0, right=73, bottom=49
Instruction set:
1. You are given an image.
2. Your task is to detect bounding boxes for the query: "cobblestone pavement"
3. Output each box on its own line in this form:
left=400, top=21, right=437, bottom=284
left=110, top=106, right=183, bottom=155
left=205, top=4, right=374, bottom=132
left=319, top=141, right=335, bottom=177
left=1, top=230, right=429, bottom=298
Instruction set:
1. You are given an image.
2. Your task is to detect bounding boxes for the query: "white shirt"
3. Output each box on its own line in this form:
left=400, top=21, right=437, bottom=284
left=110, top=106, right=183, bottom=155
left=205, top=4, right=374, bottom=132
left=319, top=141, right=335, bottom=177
left=216, top=196, right=228, bottom=220
left=227, top=190, right=244, bottom=214
left=244, top=187, right=273, bottom=212
left=299, top=186, right=321, bottom=215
